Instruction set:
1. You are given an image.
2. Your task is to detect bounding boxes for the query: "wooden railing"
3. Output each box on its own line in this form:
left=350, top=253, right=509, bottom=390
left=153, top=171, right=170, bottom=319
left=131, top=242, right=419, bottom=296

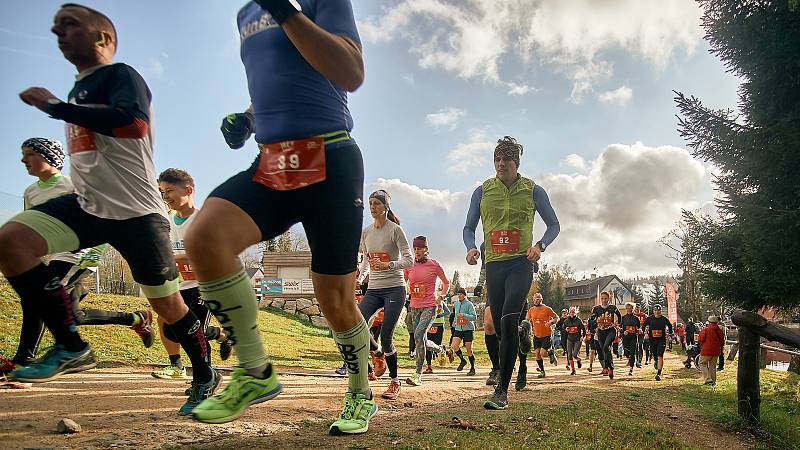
left=730, top=310, right=800, bottom=425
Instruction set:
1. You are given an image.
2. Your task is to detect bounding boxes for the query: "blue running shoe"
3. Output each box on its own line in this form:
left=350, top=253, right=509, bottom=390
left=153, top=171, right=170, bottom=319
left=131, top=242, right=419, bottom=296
left=10, top=344, right=96, bottom=383
left=180, top=369, right=222, bottom=415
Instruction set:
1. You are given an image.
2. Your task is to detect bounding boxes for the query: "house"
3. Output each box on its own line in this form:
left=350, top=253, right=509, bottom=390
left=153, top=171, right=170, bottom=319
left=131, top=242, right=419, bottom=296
left=245, top=266, right=264, bottom=298
left=260, top=251, right=314, bottom=299
left=564, top=274, right=634, bottom=317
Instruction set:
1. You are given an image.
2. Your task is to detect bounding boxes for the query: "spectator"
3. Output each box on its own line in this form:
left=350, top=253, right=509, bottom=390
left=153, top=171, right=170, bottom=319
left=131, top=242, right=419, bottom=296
left=698, top=316, right=725, bottom=385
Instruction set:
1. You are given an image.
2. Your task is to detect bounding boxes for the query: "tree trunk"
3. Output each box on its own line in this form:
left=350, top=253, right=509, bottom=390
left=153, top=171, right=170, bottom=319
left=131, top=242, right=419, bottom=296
left=737, top=326, right=761, bottom=425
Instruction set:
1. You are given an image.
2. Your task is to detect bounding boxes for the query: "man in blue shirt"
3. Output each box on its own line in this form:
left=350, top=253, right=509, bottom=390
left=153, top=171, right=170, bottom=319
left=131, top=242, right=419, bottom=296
left=184, top=0, right=374, bottom=435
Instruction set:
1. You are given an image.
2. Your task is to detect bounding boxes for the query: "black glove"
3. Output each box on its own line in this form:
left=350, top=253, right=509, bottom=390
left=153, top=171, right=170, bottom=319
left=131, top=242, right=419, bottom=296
left=220, top=112, right=255, bottom=149
left=253, top=0, right=301, bottom=24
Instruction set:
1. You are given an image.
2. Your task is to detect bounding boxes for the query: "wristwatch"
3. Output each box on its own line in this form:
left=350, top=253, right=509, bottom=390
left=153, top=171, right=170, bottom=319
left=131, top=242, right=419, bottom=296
left=536, top=241, right=546, bottom=252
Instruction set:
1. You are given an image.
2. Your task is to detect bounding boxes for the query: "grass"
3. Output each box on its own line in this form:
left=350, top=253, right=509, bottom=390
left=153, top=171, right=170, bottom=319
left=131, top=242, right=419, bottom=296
left=0, top=284, right=491, bottom=369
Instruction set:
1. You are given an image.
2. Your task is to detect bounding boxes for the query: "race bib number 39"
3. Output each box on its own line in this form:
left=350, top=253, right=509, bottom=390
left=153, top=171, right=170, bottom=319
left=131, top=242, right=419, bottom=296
left=177, top=263, right=196, bottom=281
left=490, top=230, right=521, bottom=253
left=253, top=137, right=326, bottom=191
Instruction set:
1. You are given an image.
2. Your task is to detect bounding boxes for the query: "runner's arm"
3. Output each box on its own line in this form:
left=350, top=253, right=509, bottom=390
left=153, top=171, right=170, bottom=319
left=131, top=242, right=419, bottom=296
left=280, top=2, right=363, bottom=91
left=438, top=303, right=451, bottom=319
left=435, top=261, right=450, bottom=295
left=392, top=227, right=413, bottom=270
left=463, top=301, right=477, bottom=321
left=463, top=186, right=482, bottom=250
left=356, top=234, right=369, bottom=283
left=533, top=185, right=560, bottom=248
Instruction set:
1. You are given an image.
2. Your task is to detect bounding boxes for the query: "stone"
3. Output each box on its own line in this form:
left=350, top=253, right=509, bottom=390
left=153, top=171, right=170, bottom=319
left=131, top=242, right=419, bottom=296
left=310, top=315, right=329, bottom=328
left=258, top=298, right=271, bottom=309
left=301, top=305, right=321, bottom=316
left=297, top=313, right=310, bottom=322
left=272, top=299, right=286, bottom=309
left=57, top=418, right=81, bottom=434
left=296, top=298, right=314, bottom=310
left=283, top=301, right=296, bottom=314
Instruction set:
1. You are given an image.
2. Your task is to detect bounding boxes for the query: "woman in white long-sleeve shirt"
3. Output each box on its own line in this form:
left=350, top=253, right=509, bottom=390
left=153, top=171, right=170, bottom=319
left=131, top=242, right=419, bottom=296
left=357, top=190, right=412, bottom=401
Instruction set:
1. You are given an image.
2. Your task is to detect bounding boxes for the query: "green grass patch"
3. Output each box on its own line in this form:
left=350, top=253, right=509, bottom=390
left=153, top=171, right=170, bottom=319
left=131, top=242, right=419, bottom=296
left=0, top=284, right=490, bottom=369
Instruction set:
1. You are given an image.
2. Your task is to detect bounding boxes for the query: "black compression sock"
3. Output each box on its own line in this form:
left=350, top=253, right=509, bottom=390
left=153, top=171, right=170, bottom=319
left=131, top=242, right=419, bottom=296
left=537, top=358, right=544, bottom=372
left=168, top=354, right=182, bottom=367
left=166, top=310, right=212, bottom=383
left=485, top=333, right=500, bottom=371
left=7, top=263, right=86, bottom=352
left=456, top=350, right=465, bottom=363
left=518, top=352, right=527, bottom=371
left=77, top=309, right=136, bottom=326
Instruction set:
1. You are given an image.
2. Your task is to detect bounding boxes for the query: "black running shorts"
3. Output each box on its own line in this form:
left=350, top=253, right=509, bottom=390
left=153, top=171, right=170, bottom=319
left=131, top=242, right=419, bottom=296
left=650, top=338, right=667, bottom=358
left=533, top=335, right=551, bottom=350
left=209, top=143, right=364, bottom=275
left=452, top=329, right=474, bottom=343
left=30, top=194, right=178, bottom=291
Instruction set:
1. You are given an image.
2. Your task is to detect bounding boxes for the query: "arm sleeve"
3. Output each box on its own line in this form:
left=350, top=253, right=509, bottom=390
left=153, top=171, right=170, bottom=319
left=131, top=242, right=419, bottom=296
left=533, top=185, right=560, bottom=248
left=50, top=65, right=151, bottom=138
left=436, top=261, right=450, bottom=294
left=438, top=303, right=451, bottom=319
left=312, top=0, right=361, bottom=44
left=463, top=186, right=482, bottom=250
left=580, top=319, right=586, bottom=336
left=393, top=227, right=413, bottom=269
left=667, top=321, right=674, bottom=334
left=615, top=308, right=622, bottom=324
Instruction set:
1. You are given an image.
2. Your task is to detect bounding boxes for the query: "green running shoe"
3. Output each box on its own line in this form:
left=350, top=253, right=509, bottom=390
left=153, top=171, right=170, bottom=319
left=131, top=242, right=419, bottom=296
left=405, top=372, right=422, bottom=386
left=329, top=392, right=378, bottom=435
left=191, top=367, right=282, bottom=423
left=151, top=365, right=187, bottom=379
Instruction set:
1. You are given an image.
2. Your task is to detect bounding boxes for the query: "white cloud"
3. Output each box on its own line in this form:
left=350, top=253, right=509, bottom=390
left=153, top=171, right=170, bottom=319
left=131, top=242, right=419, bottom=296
left=446, top=129, right=494, bottom=175
left=506, top=81, right=534, bottom=96
left=359, top=0, right=702, bottom=99
left=597, top=85, right=633, bottom=105
left=402, top=73, right=416, bottom=87
left=561, top=153, right=587, bottom=171
left=425, top=107, right=466, bottom=130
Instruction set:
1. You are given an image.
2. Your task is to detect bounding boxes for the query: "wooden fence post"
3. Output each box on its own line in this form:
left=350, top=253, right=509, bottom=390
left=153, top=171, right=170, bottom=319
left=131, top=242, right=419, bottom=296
left=737, top=326, right=761, bottom=425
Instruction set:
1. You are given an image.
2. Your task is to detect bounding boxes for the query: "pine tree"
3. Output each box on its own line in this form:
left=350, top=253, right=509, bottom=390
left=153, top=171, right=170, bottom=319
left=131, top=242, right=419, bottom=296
left=450, top=270, right=461, bottom=295
left=675, top=0, right=800, bottom=311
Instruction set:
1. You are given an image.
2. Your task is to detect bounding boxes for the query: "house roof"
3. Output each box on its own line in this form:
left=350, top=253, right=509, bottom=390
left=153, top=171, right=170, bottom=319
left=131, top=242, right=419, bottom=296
left=564, top=275, right=630, bottom=301
left=245, top=267, right=262, bottom=279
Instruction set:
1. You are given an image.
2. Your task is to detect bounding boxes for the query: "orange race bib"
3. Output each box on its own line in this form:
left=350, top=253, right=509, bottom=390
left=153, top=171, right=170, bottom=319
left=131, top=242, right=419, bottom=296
left=625, top=326, right=638, bottom=334
left=177, top=263, right=196, bottom=281
left=252, top=137, right=326, bottom=191
left=367, top=253, right=389, bottom=262
left=456, top=315, right=468, bottom=326
left=66, top=123, right=97, bottom=154
left=566, top=326, right=579, bottom=334
left=429, top=325, right=439, bottom=334
left=410, top=282, right=426, bottom=300
left=652, top=330, right=663, bottom=338
left=490, top=230, right=521, bottom=253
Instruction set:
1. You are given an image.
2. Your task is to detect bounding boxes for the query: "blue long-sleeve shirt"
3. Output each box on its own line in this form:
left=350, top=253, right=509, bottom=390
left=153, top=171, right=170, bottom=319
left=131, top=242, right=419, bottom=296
left=463, top=183, right=560, bottom=251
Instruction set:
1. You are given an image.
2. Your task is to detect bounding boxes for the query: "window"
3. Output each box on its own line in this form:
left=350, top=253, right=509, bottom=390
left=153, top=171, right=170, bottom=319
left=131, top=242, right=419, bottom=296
left=279, top=266, right=310, bottom=279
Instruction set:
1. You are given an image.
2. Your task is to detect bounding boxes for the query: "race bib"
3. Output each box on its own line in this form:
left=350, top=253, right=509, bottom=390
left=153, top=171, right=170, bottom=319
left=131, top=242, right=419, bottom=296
left=177, top=263, right=195, bottom=281
left=490, top=230, right=521, bottom=253
left=625, top=326, right=638, bottom=334
left=252, top=137, right=326, bottom=191
left=429, top=325, right=439, bottom=334
left=410, top=282, right=426, bottom=300
left=456, top=315, right=468, bottom=326
left=66, top=124, right=97, bottom=154
left=652, top=330, right=663, bottom=338
left=367, top=253, right=389, bottom=271
left=566, top=326, right=579, bottom=334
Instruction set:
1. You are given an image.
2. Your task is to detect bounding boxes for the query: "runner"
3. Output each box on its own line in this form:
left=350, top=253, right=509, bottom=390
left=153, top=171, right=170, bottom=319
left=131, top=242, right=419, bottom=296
left=6, top=137, right=152, bottom=379
left=449, top=288, right=477, bottom=375
left=676, top=322, right=687, bottom=352
left=3, top=4, right=216, bottom=415
left=591, top=291, right=621, bottom=379
left=562, top=307, right=585, bottom=375
left=620, top=302, right=641, bottom=376
left=524, top=293, right=558, bottom=383
left=555, top=308, right=568, bottom=358
left=404, top=236, right=450, bottom=386
left=424, top=294, right=451, bottom=373
left=478, top=243, right=502, bottom=386
left=685, top=318, right=697, bottom=347
left=354, top=190, right=412, bottom=399
left=463, top=136, right=561, bottom=409
left=585, top=315, right=601, bottom=372
left=184, top=1, right=374, bottom=434
left=634, top=304, right=647, bottom=368
left=151, top=168, right=233, bottom=380
left=643, top=305, right=673, bottom=381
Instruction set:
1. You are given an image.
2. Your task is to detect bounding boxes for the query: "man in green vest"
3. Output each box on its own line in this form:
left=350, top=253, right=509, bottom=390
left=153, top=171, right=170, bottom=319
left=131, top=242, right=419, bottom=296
left=463, top=136, right=561, bottom=410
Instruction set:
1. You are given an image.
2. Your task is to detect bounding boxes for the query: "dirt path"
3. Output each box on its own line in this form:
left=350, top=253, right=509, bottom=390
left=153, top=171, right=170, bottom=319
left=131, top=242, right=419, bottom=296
left=0, top=354, right=753, bottom=449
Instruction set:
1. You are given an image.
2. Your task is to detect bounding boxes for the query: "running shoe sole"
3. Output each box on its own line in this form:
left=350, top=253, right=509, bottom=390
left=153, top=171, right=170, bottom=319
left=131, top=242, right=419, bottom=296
left=192, top=383, right=283, bottom=424
left=12, top=357, right=96, bottom=383
left=329, top=402, right=379, bottom=435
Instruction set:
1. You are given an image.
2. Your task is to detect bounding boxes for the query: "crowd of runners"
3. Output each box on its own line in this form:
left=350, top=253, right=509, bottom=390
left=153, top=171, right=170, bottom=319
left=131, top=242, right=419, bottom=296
left=0, top=1, right=728, bottom=438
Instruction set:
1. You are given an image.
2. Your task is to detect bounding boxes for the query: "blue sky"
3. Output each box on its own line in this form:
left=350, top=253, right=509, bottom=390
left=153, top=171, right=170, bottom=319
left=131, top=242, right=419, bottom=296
left=0, top=1, right=743, bottom=280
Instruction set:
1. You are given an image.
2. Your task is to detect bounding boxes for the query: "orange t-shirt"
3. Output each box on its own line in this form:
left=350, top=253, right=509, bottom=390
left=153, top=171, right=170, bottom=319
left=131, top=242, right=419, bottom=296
left=527, top=305, right=558, bottom=338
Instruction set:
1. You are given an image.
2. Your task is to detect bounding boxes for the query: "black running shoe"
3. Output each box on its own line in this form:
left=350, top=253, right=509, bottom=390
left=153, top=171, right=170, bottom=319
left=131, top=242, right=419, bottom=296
left=515, top=368, right=527, bottom=391
left=485, top=369, right=498, bottom=386
left=518, top=320, right=532, bottom=355
left=457, top=359, right=467, bottom=371
left=484, top=387, right=508, bottom=410
left=219, top=338, right=233, bottom=362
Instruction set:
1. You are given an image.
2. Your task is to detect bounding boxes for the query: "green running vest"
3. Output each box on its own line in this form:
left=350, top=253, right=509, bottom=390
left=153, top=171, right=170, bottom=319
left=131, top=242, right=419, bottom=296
left=480, top=176, right=536, bottom=263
